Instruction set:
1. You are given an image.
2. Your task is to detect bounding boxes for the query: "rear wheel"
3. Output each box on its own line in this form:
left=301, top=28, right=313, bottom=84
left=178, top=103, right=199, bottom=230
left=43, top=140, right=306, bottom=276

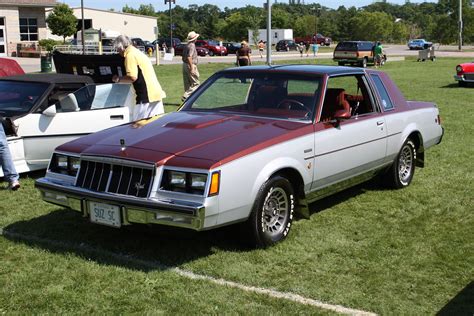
left=246, top=176, right=294, bottom=248
left=208, top=50, right=214, bottom=56
left=360, top=58, right=368, bottom=68
left=385, top=139, right=416, bottom=188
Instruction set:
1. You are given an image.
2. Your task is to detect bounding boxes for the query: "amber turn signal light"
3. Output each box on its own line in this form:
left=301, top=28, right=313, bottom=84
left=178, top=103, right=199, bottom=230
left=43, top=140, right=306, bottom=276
left=209, top=171, right=220, bottom=196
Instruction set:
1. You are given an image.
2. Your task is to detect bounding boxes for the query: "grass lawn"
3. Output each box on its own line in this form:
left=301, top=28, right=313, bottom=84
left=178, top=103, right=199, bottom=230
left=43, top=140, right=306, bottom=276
left=1, top=57, right=473, bottom=314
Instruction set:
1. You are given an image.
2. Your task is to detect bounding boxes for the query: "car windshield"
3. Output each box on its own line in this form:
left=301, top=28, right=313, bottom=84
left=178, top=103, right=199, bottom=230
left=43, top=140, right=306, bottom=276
left=208, top=40, right=219, bottom=46
left=0, top=81, right=49, bottom=117
left=182, top=72, right=322, bottom=121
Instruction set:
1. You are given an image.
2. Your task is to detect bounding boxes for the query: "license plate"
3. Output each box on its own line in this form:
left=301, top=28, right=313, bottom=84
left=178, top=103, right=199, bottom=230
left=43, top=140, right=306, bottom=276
left=89, top=202, right=121, bottom=228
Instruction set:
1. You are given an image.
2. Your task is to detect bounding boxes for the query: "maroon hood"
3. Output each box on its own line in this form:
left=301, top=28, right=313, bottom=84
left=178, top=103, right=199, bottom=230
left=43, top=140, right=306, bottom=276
left=57, top=112, right=313, bottom=169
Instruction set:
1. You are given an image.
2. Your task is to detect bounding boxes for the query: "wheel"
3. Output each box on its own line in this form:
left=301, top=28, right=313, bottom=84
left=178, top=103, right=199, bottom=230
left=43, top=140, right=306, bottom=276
left=246, top=176, right=295, bottom=248
left=360, top=58, right=367, bottom=68
left=385, top=139, right=416, bottom=188
left=458, top=81, right=466, bottom=87
left=208, top=50, right=214, bottom=56
left=338, top=61, right=344, bottom=66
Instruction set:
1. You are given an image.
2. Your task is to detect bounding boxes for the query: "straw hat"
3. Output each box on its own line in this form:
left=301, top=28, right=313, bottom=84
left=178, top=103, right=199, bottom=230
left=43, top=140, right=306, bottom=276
left=186, top=31, right=200, bottom=42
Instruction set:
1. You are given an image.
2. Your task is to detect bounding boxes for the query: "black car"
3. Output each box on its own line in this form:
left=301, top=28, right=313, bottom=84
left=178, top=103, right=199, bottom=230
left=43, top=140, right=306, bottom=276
left=223, top=42, right=241, bottom=54
left=276, top=40, right=297, bottom=52
left=156, top=38, right=182, bottom=51
left=131, top=38, right=146, bottom=52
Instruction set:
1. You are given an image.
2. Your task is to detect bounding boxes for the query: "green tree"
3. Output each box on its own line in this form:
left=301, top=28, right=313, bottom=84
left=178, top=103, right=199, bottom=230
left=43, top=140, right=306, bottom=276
left=350, top=11, right=394, bottom=42
left=46, top=4, right=77, bottom=43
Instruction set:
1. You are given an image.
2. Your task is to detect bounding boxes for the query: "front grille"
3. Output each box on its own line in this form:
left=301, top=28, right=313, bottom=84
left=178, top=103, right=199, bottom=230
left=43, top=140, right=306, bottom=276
left=464, top=73, right=474, bottom=81
left=76, top=159, right=154, bottom=198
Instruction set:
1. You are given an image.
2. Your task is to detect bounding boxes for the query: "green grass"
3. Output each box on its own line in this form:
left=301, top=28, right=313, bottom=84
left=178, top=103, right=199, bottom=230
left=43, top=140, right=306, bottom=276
left=1, top=58, right=473, bottom=314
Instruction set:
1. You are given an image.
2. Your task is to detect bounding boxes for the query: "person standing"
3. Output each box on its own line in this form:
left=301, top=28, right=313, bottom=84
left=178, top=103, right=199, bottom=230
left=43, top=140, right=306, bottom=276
left=182, top=31, right=200, bottom=102
left=374, top=42, right=383, bottom=68
left=0, top=120, right=20, bottom=190
left=112, top=35, right=166, bottom=121
left=311, top=42, right=319, bottom=57
left=236, top=41, right=252, bottom=66
left=305, top=42, right=311, bottom=57
left=297, top=42, right=304, bottom=57
left=258, top=40, right=265, bottom=58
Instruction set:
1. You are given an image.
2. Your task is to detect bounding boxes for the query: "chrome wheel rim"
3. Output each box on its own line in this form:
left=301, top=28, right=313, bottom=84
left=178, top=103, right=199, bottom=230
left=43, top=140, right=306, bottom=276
left=398, top=144, right=413, bottom=184
left=262, top=187, right=288, bottom=236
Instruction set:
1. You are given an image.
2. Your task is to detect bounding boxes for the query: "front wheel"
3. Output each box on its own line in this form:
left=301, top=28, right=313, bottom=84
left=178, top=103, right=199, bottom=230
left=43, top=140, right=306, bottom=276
left=385, top=139, right=416, bottom=188
left=208, top=50, right=214, bottom=56
left=246, top=176, right=295, bottom=248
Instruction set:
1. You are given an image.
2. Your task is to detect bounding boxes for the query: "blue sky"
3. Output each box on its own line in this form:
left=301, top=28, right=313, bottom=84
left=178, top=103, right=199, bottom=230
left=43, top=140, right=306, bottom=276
left=60, top=1, right=437, bottom=11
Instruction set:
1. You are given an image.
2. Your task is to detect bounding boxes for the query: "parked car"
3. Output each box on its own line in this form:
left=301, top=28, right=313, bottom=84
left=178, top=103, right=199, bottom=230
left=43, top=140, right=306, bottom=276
left=276, top=39, right=297, bottom=51
left=0, top=58, right=25, bottom=77
left=174, top=43, right=209, bottom=57
left=156, top=37, right=182, bottom=51
left=36, top=65, right=443, bottom=248
left=222, top=42, right=241, bottom=54
left=0, top=74, right=135, bottom=176
left=295, top=33, right=332, bottom=46
left=408, top=39, right=432, bottom=50
left=333, top=41, right=386, bottom=68
left=131, top=37, right=146, bottom=52
left=195, top=40, right=227, bottom=56
left=454, top=61, right=474, bottom=87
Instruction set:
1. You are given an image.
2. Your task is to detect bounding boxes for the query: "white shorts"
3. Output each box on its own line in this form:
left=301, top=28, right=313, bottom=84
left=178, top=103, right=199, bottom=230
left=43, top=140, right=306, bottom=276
left=133, top=101, right=164, bottom=121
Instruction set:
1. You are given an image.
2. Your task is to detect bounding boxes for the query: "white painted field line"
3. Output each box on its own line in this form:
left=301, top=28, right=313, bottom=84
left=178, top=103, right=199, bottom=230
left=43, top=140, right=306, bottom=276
left=1, top=228, right=376, bottom=316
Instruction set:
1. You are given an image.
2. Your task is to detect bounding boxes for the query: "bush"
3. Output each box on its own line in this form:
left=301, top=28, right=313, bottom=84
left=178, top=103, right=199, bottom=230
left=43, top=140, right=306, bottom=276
left=38, top=39, right=61, bottom=54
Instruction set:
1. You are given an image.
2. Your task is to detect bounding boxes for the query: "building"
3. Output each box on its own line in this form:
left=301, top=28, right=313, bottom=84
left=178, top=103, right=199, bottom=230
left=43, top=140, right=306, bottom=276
left=46, top=7, right=158, bottom=43
left=0, top=0, right=57, bottom=57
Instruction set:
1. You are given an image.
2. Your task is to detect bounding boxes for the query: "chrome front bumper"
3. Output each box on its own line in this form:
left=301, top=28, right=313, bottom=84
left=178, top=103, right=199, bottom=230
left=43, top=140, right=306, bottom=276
left=35, top=177, right=206, bottom=230
left=454, top=74, right=474, bottom=82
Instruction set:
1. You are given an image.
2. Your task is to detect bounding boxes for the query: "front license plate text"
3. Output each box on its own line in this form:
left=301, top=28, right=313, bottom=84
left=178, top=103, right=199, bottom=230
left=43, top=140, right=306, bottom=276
left=89, top=202, right=121, bottom=227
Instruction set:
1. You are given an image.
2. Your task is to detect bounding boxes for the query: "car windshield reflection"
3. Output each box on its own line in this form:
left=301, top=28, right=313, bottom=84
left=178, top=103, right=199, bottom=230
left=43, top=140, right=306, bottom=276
left=0, top=81, right=49, bottom=116
left=183, top=73, right=322, bottom=121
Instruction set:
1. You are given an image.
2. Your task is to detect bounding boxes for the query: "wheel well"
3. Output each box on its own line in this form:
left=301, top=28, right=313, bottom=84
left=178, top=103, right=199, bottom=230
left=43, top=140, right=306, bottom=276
left=273, top=168, right=308, bottom=216
left=408, top=131, right=425, bottom=167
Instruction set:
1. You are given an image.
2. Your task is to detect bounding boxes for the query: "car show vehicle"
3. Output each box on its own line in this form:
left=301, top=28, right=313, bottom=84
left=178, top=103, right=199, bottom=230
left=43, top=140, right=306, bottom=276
left=408, top=39, right=432, bottom=50
left=454, top=61, right=474, bottom=87
left=0, top=74, right=135, bottom=176
left=333, top=41, right=386, bottom=68
left=275, top=39, right=297, bottom=51
left=195, top=40, right=228, bottom=56
left=36, top=65, right=443, bottom=248
left=295, top=33, right=332, bottom=46
left=174, top=43, right=209, bottom=57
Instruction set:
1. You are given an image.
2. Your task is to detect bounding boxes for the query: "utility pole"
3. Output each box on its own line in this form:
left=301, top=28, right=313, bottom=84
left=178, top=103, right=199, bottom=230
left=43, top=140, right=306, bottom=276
left=81, top=0, right=85, bottom=55
left=458, top=0, right=462, bottom=51
left=266, top=0, right=271, bottom=65
left=165, top=0, right=175, bottom=54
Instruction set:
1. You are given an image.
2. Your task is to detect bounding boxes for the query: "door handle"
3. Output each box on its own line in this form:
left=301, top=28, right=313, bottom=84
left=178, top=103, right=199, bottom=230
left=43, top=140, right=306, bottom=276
left=110, top=115, right=124, bottom=120
left=376, top=120, right=384, bottom=126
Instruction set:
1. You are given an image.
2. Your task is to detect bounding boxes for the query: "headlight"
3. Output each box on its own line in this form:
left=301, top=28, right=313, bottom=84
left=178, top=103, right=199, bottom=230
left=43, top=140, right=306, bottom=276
left=49, top=153, right=80, bottom=177
left=161, top=170, right=209, bottom=195
left=456, top=65, right=463, bottom=73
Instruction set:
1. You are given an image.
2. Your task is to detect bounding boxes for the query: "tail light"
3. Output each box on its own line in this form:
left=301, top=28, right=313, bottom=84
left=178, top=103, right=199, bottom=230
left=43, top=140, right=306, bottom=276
left=436, top=114, right=442, bottom=125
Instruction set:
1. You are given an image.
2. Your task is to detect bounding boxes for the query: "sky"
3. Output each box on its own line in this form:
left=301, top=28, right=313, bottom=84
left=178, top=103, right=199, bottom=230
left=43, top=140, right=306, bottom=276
left=60, top=0, right=438, bottom=11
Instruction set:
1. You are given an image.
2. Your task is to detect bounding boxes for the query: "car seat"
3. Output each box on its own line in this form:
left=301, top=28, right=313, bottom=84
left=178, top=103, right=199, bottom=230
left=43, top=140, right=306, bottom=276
left=320, top=88, right=351, bottom=121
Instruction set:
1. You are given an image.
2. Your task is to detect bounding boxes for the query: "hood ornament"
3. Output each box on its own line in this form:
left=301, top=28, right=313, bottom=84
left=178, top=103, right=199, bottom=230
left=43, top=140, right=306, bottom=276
left=120, top=138, right=126, bottom=151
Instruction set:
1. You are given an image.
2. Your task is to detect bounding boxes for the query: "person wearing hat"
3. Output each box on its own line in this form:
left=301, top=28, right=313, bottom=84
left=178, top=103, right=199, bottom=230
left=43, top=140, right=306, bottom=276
left=236, top=40, right=252, bottom=67
left=112, top=35, right=166, bottom=120
left=182, top=31, right=200, bottom=101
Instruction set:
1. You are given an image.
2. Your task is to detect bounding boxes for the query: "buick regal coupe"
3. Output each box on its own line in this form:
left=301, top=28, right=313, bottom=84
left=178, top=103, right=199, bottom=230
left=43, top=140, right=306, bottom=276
left=0, top=74, right=135, bottom=176
left=454, top=61, right=474, bottom=87
left=36, top=65, right=444, bottom=247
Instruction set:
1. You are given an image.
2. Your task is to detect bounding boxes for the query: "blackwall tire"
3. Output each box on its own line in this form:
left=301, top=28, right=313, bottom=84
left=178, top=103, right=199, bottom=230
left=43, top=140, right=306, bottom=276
left=209, top=51, right=214, bottom=56
left=246, top=176, right=295, bottom=248
left=386, top=139, right=416, bottom=189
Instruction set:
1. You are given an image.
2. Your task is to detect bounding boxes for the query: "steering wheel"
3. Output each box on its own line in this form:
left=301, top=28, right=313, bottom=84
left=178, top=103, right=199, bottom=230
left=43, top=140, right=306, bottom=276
left=277, top=99, right=309, bottom=112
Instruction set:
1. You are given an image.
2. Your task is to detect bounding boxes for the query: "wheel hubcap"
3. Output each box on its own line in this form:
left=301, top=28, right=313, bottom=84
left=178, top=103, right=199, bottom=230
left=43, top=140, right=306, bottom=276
left=262, top=187, right=288, bottom=236
left=398, top=145, right=413, bottom=184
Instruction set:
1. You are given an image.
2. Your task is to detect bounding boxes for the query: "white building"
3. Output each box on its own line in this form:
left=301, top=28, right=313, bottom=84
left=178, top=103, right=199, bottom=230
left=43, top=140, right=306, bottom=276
left=46, top=7, right=158, bottom=42
left=248, top=29, right=293, bottom=45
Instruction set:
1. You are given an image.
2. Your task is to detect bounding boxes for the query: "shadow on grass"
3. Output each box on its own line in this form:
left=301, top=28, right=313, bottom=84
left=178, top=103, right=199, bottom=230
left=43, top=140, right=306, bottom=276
left=437, top=281, right=474, bottom=316
left=440, top=83, right=463, bottom=89
left=3, top=178, right=380, bottom=272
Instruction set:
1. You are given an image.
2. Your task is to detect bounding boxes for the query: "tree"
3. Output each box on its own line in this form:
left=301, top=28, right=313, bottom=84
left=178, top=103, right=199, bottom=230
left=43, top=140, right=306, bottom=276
left=46, top=4, right=77, bottom=43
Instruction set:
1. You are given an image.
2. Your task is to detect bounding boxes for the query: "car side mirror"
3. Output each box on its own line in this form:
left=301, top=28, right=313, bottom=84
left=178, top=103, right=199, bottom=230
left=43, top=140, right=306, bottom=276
left=42, top=104, right=57, bottom=117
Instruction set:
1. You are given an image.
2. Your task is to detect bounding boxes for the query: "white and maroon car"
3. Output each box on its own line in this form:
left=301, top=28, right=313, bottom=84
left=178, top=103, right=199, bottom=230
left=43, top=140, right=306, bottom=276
left=36, top=65, right=444, bottom=247
left=454, top=61, right=474, bottom=87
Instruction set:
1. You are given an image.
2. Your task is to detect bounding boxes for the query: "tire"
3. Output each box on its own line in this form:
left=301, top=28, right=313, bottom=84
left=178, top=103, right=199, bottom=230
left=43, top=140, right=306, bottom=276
left=360, top=58, right=368, bottom=68
left=458, top=81, right=466, bottom=87
left=385, top=139, right=416, bottom=189
left=208, top=50, right=214, bottom=56
left=246, top=176, right=295, bottom=248
left=338, top=61, right=344, bottom=66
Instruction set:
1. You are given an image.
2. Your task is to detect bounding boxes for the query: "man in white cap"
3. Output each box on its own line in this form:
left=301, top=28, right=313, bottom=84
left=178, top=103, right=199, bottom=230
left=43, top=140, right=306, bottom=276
left=182, top=31, right=200, bottom=101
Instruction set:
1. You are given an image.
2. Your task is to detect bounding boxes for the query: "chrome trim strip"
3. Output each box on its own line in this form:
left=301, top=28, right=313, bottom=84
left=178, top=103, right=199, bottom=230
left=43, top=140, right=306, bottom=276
left=79, top=155, right=155, bottom=169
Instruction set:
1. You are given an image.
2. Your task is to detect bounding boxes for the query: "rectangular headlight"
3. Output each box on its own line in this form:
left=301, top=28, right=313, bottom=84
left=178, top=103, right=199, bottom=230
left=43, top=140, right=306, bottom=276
left=49, top=153, right=80, bottom=177
left=161, top=170, right=208, bottom=195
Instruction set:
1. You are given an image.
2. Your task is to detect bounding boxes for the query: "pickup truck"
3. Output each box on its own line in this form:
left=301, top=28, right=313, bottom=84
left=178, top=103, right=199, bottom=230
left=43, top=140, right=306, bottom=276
left=35, top=65, right=443, bottom=248
left=295, top=33, right=332, bottom=46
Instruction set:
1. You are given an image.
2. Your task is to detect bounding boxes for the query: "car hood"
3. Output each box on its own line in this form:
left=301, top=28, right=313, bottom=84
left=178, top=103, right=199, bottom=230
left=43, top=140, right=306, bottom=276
left=57, top=111, right=312, bottom=169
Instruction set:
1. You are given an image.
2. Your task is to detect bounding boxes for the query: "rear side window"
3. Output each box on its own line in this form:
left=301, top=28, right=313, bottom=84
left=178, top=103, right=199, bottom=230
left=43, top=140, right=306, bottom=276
left=371, top=74, right=394, bottom=111
left=359, top=42, right=374, bottom=51
left=336, top=42, right=357, bottom=51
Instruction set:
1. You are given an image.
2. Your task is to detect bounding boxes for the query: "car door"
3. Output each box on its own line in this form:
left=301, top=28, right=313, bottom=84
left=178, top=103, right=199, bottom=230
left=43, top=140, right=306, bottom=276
left=15, top=83, right=134, bottom=168
left=311, top=74, right=387, bottom=190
